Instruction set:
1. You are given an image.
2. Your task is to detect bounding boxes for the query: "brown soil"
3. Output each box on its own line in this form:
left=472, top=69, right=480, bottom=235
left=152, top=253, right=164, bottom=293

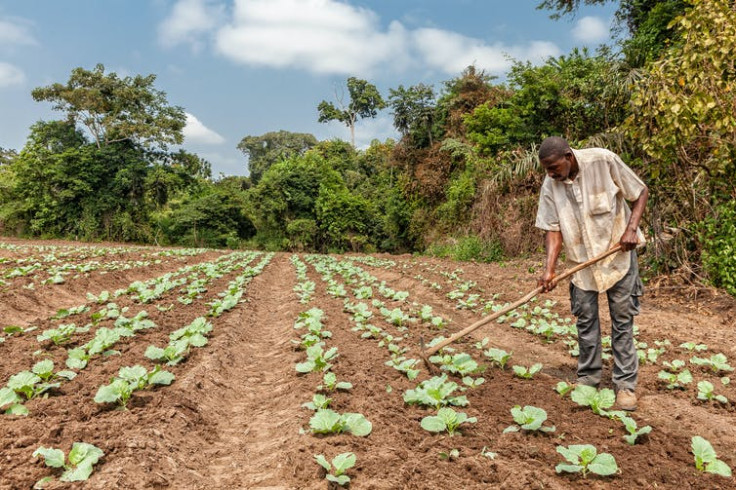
left=1, top=241, right=735, bottom=489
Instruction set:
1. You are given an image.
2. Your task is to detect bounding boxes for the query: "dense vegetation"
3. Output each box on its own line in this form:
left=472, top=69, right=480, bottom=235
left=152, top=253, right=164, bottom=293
left=0, top=0, right=734, bottom=294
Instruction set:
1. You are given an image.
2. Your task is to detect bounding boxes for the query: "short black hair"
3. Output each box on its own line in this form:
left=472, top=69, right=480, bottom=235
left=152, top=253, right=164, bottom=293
left=538, top=136, right=571, bottom=162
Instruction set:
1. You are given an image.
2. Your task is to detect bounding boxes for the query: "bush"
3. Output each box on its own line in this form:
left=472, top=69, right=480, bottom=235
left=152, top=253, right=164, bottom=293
left=425, top=235, right=504, bottom=263
left=701, top=201, right=736, bottom=296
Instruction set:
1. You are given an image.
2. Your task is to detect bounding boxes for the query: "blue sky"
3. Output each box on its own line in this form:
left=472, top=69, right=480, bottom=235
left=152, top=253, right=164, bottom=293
left=0, top=0, right=617, bottom=176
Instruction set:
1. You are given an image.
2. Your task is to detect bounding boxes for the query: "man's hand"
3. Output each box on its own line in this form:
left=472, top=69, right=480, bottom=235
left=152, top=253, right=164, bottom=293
left=538, top=269, right=557, bottom=292
left=619, top=228, right=639, bottom=251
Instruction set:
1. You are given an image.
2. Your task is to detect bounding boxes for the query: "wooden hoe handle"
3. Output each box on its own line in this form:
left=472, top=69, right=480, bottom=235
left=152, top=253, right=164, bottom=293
left=421, top=244, right=624, bottom=358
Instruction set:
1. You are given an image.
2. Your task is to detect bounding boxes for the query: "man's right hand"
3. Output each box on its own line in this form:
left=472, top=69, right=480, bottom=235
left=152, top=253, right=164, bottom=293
left=538, top=270, right=557, bottom=292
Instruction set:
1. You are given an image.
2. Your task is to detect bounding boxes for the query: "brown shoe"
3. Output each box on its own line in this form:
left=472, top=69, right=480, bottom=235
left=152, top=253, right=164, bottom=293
left=616, top=389, right=637, bottom=411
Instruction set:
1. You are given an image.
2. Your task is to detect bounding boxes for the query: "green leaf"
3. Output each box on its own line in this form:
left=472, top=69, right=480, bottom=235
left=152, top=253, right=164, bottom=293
left=555, top=463, right=583, bottom=474
left=588, top=453, right=618, bottom=476
left=326, top=474, right=350, bottom=485
left=314, top=454, right=331, bottom=472
left=706, top=459, right=732, bottom=477
left=331, top=452, right=356, bottom=474
left=33, top=476, right=54, bottom=489
left=5, top=403, right=29, bottom=415
left=309, top=409, right=343, bottom=434
left=61, top=462, right=94, bottom=482
left=0, top=386, right=21, bottom=408
left=68, top=442, right=104, bottom=467
left=148, top=369, right=175, bottom=386
left=421, top=415, right=447, bottom=433
left=32, top=359, right=54, bottom=377
left=343, top=413, right=372, bottom=437
left=692, top=436, right=718, bottom=467
left=33, top=447, right=66, bottom=468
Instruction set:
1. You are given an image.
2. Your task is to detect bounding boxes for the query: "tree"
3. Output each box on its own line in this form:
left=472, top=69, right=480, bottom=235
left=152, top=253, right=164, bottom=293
left=388, top=84, right=436, bottom=147
left=237, top=130, right=317, bottom=183
left=31, top=64, right=185, bottom=150
left=317, top=77, right=385, bottom=147
left=0, top=147, right=17, bottom=166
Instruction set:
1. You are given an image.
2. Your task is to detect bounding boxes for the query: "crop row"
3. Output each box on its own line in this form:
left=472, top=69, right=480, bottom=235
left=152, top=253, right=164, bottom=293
left=298, top=253, right=733, bottom=482
left=1, top=251, right=274, bottom=486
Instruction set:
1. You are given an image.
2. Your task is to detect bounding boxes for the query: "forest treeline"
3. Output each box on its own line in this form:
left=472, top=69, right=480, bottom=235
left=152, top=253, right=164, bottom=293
left=0, top=0, right=734, bottom=295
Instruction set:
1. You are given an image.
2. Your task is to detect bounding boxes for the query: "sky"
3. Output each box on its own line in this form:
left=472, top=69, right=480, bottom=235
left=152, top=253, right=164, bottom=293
left=0, top=0, right=618, bottom=176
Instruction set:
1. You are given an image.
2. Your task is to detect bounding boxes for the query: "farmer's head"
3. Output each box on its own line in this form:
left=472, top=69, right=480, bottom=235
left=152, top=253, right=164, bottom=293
left=539, top=136, right=576, bottom=181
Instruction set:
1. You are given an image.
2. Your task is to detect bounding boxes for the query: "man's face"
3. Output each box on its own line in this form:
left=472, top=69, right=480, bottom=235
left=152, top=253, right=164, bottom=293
left=541, top=152, right=573, bottom=181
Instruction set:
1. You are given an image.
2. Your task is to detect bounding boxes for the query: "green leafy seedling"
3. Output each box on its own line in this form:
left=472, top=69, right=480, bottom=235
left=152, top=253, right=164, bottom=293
left=483, top=348, right=512, bottom=369
left=555, top=444, right=618, bottom=478
left=318, top=372, right=352, bottom=392
left=403, top=374, right=468, bottom=409
left=314, top=452, right=356, bottom=486
left=657, top=369, right=693, bottom=389
left=309, top=409, right=372, bottom=437
left=302, top=394, right=331, bottom=410
left=691, top=436, right=732, bottom=477
left=696, top=381, right=728, bottom=404
left=504, top=405, right=555, bottom=433
left=512, top=363, right=543, bottom=379
left=33, top=442, right=104, bottom=483
left=420, top=407, right=477, bottom=436
left=691, top=354, right=734, bottom=374
left=570, top=385, right=615, bottom=415
left=619, top=416, right=652, bottom=445
left=555, top=381, right=574, bottom=397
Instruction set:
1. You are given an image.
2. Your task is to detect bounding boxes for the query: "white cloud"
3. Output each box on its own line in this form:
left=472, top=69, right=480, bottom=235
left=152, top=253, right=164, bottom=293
left=158, top=0, right=225, bottom=51
left=183, top=112, right=225, bottom=144
left=573, top=16, right=609, bottom=43
left=215, top=0, right=408, bottom=75
left=0, top=62, right=25, bottom=87
left=0, top=18, right=37, bottom=48
left=160, top=0, right=564, bottom=76
left=412, top=28, right=560, bottom=75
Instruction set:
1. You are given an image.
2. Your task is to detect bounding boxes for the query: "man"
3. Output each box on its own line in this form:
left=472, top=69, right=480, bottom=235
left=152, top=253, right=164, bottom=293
left=535, top=136, right=648, bottom=411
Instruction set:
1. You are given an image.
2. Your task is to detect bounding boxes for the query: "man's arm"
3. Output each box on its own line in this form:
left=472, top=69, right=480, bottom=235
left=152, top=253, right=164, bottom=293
left=620, top=186, right=648, bottom=251
left=538, top=230, right=563, bottom=292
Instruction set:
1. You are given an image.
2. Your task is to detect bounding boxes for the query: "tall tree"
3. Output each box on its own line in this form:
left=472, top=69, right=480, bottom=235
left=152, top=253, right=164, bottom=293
left=388, top=84, right=436, bottom=147
left=237, top=130, right=317, bottom=184
left=317, top=77, right=385, bottom=147
left=31, top=64, right=186, bottom=150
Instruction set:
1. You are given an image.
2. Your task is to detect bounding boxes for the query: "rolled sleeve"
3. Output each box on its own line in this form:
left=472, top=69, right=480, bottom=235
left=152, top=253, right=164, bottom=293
left=535, top=179, right=560, bottom=231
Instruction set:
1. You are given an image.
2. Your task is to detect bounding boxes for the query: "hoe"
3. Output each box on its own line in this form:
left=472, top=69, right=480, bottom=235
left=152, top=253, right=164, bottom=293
left=419, top=244, right=624, bottom=373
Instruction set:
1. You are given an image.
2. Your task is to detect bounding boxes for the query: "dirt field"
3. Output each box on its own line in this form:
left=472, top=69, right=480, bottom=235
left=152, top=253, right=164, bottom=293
left=1, top=239, right=735, bottom=489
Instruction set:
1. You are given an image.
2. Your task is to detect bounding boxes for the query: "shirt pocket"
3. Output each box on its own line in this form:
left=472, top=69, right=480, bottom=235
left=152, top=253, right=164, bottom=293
left=588, top=191, right=613, bottom=216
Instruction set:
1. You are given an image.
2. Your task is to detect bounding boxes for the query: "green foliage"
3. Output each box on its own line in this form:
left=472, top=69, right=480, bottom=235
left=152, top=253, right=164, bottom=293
left=318, top=77, right=385, bottom=147
left=420, top=407, right=477, bottom=436
left=237, top=130, right=317, bottom=184
left=33, top=442, right=104, bottom=483
left=309, top=409, right=372, bottom=436
left=570, top=385, right=616, bottom=415
left=700, top=201, right=736, bottom=296
left=388, top=83, right=437, bottom=147
left=315, top=186, right=376, bottom=252
left=465, top=48, right=628, bottom=155
left=555, top=444, right=619, bottom=478
left=314, top=452, right=356, bottom=486
left=403, top=374, right=468, bottom=409
left=512, top=363, right=543, bottom=380
left=31, top=63, right=185, bottom=149
left=426, top=235, right=504, bottom=263
left=505, top=405, right=555, bottom=433
left=691, top=436, right=732, bottom=477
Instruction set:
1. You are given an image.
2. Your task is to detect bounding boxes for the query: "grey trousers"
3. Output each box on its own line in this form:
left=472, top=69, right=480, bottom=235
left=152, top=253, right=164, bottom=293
left=570, top=252, right=643, bottom=391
